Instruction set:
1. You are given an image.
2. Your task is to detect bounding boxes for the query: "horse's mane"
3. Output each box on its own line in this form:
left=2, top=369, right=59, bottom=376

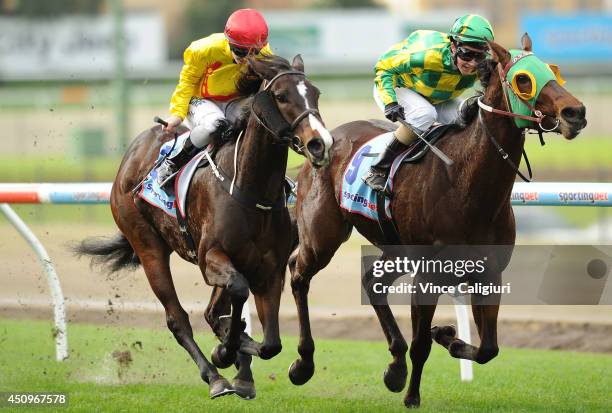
left=477, top=58, right=497, bottom=91
left=236, top=54, right=294, bottom=96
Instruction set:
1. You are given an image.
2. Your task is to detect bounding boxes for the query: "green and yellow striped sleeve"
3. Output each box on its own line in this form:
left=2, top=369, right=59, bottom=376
left=374, top=47, right=412, bottom=106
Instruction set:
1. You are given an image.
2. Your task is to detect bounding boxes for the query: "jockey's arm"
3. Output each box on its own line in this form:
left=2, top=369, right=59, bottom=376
left=168, top=44, right=208, bottom=123
left=374, top=52, right=412, bottom=106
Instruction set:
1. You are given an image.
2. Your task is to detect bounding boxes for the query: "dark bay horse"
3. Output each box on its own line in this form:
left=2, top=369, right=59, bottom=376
left=287, top=35, right=586, bottom=408
left=77, top=54, right=332, bottom=399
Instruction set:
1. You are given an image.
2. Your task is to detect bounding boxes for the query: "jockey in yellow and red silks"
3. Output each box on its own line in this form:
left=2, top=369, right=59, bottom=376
left=157, top=8, right=273, bottom=186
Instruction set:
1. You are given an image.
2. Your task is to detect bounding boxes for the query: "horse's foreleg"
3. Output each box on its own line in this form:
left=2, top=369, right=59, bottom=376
left=469, top=299, right=500, bottom=364
left=287, top=247, right=318, bottom=386
left=435, top=292, right=500, bottom=363
left=252, top=273, right=283, bottom=360
left=405, top=303, right=436, bottom=408
left=204, top=286, right=255, bottom=399
left=203, top=248, right=249, bottom=370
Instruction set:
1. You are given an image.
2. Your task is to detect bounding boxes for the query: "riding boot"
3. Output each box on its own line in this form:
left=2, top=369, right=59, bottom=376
left=157, top=136, right=201, bottom=187
left=362, top=133, right=413, bottom=194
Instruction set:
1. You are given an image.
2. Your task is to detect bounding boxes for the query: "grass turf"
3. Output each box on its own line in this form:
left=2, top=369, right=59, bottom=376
left=0, top=318, right=610, bottom=412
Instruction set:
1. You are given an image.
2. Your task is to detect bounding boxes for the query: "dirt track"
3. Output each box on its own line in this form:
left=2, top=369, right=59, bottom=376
left=1, top=223, right=612, bottom=352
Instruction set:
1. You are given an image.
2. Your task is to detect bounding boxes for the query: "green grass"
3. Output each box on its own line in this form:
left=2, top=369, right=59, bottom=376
left=0, top=318, right=610, bottom=412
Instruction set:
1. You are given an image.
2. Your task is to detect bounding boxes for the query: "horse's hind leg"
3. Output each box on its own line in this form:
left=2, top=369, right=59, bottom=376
left=120, top=224, right=233, bottom=398
left=205, top=286, right=256, bottom=400
left=404, top=303, right=436, bottom=408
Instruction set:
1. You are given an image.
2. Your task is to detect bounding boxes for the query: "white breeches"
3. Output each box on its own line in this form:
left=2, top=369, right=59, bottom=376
left=373, top=86, right=462, bottom=134
left=183, top=98, right=229, bottom=148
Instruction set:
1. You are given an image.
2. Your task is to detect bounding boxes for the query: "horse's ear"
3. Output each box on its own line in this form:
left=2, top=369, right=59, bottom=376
left=521, top=32, right=533, bottom=52
left=488, top=40, right=511, bottom=67
left=292, top=54, right=304, bottom=72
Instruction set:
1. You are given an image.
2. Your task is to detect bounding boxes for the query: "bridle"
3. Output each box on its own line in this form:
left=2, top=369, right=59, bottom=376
left=250, top=70, right=321, bottom=154
left=477, top=51, right=560, bottom=135
left=476, top=51, right=562, bottom=182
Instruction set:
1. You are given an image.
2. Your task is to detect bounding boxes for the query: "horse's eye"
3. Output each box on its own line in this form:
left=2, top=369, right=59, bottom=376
left=275, top=91, right=288, bottom=103
left=517, top=74, right=530, bottom=84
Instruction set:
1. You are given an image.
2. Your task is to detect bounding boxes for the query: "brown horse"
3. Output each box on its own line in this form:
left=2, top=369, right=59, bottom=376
left=287, top=35, right=586, bottom=408
left=76, top=54, right=332, bottom=400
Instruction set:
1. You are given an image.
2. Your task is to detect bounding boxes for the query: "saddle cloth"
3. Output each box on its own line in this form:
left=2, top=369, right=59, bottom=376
left=138, top=132, right=211, bottom=218
left=339, top=124, right=452, bottom=222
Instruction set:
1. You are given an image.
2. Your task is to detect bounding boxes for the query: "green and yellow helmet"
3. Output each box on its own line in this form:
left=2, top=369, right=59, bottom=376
left=450, top=14, right=494, bottom=47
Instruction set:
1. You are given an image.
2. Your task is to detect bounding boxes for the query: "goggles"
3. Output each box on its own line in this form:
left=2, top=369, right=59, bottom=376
left=456, top=46, right=487, bottom=63
left=230, top=45, right=260, bottom=58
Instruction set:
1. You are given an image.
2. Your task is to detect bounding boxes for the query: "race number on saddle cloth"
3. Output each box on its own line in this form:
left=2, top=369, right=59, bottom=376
left=339, top=125, right=450, bottom=221
left=138, top=132, right=212, bottom=218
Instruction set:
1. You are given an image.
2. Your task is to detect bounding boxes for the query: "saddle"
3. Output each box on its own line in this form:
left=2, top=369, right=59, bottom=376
left=401, top=123, right=457, bottom=164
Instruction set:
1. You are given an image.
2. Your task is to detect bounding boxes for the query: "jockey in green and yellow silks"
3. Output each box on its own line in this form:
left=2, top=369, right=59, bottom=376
left=363, top=14, right=495, bottom=193
left=157, top=8, right=273, bottom=187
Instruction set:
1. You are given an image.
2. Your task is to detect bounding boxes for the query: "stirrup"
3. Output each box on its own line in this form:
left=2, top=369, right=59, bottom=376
left=363, top=169, right=390, bottom=194
left=157, top=160, right=178, bottom=188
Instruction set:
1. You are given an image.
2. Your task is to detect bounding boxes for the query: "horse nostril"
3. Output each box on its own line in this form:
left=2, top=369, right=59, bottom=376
left=561, top=105, right=586, bottom=122
left=306, top=137, right=325, bottom=159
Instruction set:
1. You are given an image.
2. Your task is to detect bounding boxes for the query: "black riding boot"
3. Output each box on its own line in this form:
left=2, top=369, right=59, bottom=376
left=157, top=137, right=200, bottom=187
left=362, top=135, right=409, bottom=193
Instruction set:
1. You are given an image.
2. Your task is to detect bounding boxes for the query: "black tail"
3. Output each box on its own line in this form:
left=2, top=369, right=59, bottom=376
left=73, top=233, right=141, bottom=274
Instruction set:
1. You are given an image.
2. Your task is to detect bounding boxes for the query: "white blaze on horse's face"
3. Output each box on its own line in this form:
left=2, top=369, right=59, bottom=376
left=296, top=80, right=332, bottom=167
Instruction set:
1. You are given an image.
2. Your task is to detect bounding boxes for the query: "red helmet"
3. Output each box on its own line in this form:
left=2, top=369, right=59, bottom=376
left=224, top=9, right=268, bottom=49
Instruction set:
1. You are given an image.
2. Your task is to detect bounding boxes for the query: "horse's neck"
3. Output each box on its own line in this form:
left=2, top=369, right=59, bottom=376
left=232, top=117, right=288, bottom=202
left=462, top=68, right=525, bottom=214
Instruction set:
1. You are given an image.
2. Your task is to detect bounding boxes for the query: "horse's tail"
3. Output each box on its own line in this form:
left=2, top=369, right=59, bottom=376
left=73, top=233, right=141, bottom=274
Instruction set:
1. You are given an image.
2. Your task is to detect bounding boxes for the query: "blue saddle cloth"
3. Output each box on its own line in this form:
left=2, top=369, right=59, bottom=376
left=339, top=132, right=411, bottom=222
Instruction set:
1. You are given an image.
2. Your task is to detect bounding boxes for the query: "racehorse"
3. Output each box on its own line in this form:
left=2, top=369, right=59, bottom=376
left=76, top=54, right=332, bottom=400
left=287, top=34, right=586, bottom=408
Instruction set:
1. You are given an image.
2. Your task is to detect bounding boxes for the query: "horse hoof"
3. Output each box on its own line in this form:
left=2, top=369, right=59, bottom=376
left=209, top=376, right=235, bottom=399
left=448, top=339, right=465, bottom=358
left=233, top=378, right=256, bottom=400
left=432, top=325, right=456, bottom=343
left=211, top=344, right=237, bottom=369
left=383, top=363, right=407, bottom=393
left=288, top=359, right=314, bottom=385
left=404, top=395, right=420, bottom=408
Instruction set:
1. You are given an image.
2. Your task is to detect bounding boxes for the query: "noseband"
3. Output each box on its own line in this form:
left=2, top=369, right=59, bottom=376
left=251, top=70, right=320, bottom=154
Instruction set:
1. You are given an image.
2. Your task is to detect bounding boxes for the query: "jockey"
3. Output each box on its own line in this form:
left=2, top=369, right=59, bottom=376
left=157, top=8, right=273, bottom=186
left=363, top=14, right=494, bottom=193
